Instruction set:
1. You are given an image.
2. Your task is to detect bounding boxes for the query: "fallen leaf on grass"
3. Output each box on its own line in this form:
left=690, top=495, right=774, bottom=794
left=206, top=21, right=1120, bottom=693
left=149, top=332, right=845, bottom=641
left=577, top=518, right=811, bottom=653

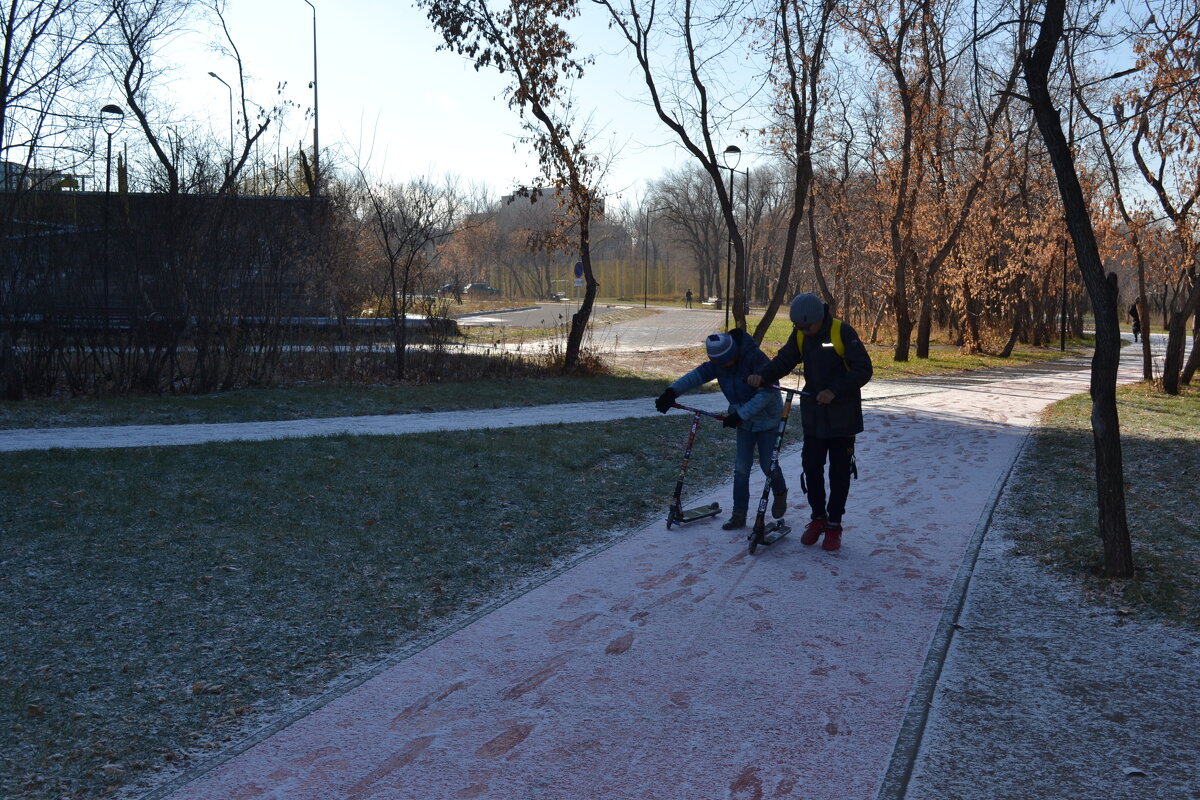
left=189, top=681, right=225, bottom=695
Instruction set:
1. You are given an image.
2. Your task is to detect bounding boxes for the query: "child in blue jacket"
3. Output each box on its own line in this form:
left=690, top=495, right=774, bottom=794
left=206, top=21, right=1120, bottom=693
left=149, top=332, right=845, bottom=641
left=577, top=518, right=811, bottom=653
left=655, top=330, right=788, bottom=529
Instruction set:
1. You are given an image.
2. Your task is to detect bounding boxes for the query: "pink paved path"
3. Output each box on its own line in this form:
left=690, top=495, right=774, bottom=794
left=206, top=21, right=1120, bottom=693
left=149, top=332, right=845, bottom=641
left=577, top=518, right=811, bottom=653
left=159, top=367, right=1114, bottom=800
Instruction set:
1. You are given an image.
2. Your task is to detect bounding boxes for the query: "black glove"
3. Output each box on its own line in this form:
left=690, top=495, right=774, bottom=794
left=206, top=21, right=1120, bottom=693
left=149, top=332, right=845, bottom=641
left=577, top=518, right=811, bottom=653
left=655, top=387, right=678, bottom=414
left=723, top=411, right=742, bottom=429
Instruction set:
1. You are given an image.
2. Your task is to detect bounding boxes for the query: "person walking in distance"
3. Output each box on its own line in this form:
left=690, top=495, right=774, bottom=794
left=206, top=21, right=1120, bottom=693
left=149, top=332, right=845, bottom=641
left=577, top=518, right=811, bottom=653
left=656, top=330, right=788, bottom=530
left=685, top=289, right=694, bottom=309
left=747, top=293, right=872, bottom=551
left=1130, top=303, right=1141, bottom=343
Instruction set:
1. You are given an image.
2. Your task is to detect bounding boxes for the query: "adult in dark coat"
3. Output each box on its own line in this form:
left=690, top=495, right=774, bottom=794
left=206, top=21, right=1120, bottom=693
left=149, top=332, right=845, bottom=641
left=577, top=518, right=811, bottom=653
left=747, top=293, right=873, bottom=551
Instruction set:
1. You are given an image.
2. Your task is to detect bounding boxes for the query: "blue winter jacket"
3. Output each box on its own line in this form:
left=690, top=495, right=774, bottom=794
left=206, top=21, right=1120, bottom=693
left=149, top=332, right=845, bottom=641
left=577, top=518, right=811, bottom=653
left=669, top=329, right=783, bottom=433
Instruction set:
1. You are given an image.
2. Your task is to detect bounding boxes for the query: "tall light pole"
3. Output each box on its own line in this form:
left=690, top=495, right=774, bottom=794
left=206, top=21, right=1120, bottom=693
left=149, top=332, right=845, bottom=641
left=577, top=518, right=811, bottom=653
left=302, top=0, right=320, bottom=197
left=720, top=145, right=742, bottom=329
left=99, top=104, right=124, bottom=326
left=1061, top=237, right=1068, bottom=352
left=207, top=72, right=234, bottom=166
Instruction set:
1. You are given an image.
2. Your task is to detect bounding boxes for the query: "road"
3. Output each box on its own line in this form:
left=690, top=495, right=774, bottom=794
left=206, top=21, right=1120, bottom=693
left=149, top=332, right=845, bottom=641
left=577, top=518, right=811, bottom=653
left=457, top=304, right=728, bottom=353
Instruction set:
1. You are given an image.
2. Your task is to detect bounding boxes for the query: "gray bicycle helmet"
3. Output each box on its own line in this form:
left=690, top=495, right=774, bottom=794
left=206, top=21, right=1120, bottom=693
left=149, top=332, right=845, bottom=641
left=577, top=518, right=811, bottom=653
left=789, top=293, right=825, bottom=326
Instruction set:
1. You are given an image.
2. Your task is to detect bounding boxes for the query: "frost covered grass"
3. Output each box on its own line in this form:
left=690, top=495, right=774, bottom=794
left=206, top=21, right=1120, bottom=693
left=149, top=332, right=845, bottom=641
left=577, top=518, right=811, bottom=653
left=1009, top=383, right=1200, bottom=626
left=0, top=418, right=738, bottom=799
left=0, top=374, right=663, bottom=431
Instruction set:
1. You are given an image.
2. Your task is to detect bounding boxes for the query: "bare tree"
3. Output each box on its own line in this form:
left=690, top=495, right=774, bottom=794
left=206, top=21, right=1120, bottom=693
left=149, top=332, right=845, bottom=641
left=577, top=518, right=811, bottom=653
left=420, top=0, right=606, bottom=371
left=649, top=166, right=726, bottom=299
left=0, top=0, right=111, bottom=197
left=103, top=0, right=199, bottom=195
left=750, top=0, right=835, bottom=340
left=354, top=174, right=461, bottom=380
left=207, top=0, right=283, bottom=195
left=592, top=0, right=766, bottom=330
left=1022, top=0, right=1132, bottom=578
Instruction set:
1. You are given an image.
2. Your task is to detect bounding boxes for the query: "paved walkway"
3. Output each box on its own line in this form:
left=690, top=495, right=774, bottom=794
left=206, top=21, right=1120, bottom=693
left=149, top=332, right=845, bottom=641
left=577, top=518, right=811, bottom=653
left=0, top=382, right=948, bottom=453
left=94, top=348, right=1158, bottom=800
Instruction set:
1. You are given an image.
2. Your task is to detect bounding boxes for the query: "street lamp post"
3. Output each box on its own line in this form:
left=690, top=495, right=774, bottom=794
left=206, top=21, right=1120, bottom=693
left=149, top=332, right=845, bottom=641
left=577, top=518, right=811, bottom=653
left=1061, top=237, right=1068, bottom=352
left=100, top=104, right=124, bottom=195
left=302, top=0, right=320, bottom=197
left=99, top=104, right=125, bottom=328
left=720, top=145, right=742, bottom=329
left=208, top=72, right=234, bottom=167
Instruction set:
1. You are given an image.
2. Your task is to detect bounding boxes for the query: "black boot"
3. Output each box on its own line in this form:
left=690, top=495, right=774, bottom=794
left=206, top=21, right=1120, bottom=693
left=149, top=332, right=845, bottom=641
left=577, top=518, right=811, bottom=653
left=721, top=511, right=747, bottom=530
left=771, top=490, right=788, bottom=519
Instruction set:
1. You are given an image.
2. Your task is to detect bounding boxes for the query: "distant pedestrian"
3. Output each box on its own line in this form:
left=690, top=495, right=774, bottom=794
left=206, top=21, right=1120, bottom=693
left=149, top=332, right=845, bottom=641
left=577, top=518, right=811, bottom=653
left=1130, top=303, right=1142, bottom=342
left=656, top=330, right=787, bottom=531
left=685, top=289, right=694, bottom=309
left=747, top=293, right=872, bottom=552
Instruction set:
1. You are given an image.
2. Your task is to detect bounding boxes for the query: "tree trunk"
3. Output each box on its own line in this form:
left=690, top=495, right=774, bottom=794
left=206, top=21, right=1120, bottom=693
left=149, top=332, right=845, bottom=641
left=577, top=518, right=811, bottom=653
left=915, top=266, right=935, bottom=358
left=1182, top=319, right=1199, bottom=385
left=1161, top=278, right=1199, bottom=394
left=564, top=214, right=595, bottom=372
left=999, top=298, right=1025, bottom=358
left=1024, top=0, right=1132, bottom=579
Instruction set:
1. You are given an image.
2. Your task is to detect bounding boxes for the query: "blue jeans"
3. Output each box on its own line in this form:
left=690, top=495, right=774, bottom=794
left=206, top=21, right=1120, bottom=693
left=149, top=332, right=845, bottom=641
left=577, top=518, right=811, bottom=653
left=733, top=426, right=787, bottom=513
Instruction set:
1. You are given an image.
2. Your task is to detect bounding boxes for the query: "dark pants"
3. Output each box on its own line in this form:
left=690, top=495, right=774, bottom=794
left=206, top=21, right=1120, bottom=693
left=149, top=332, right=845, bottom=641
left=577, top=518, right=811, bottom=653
left=801, top=436, right=855, bottom=523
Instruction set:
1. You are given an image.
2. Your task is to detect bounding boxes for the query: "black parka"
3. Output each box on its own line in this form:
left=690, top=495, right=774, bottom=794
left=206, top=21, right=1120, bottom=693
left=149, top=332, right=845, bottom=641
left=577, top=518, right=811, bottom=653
left=755, top=310, right=873, bottom=438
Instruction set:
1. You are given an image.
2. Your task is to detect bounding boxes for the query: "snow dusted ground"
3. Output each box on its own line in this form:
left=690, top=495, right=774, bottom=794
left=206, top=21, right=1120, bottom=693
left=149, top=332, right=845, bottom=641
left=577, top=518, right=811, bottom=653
left=904, top=483, right=1200, bottom=799
left=10, top=333, right=1195, bottom=799
left=899, top=339, right=1200, bottom=800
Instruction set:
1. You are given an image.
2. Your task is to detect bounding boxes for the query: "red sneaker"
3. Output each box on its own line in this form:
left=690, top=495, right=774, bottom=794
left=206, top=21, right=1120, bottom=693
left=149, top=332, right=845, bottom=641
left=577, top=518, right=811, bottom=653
left=801, top=517, right=827, bottom=546
left=821, top=523, right=843, bottom=551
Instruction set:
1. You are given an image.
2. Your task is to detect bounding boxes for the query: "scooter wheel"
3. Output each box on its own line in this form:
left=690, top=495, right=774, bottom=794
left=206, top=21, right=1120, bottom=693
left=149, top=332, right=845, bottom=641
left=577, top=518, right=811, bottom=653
left=748, top=529, right=762, bottom=555
left=709, top=502, right=720, bottom=510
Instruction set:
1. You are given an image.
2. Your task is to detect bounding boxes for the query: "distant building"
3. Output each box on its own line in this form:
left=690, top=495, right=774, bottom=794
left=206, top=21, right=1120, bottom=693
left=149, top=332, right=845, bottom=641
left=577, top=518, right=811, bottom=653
left=1, top=161, right=81, bottom=192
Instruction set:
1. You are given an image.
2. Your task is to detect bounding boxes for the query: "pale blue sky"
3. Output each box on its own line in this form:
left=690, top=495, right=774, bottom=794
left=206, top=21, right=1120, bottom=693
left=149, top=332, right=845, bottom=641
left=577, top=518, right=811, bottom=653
left=166, top=0, right=712, bottom=201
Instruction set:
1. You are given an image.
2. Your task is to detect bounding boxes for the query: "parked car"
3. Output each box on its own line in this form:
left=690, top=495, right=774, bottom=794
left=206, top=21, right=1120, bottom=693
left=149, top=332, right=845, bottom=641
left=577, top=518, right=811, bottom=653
left=462, top=282, right=502, bottom=295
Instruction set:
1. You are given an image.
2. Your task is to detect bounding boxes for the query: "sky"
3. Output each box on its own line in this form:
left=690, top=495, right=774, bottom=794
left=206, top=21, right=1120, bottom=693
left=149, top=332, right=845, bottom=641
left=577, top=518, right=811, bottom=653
left=164, top=0, right=710, bottom=203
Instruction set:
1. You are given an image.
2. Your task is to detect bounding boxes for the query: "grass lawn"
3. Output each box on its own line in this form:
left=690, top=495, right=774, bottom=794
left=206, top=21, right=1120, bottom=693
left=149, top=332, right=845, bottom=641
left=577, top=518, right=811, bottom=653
left=1005, top=383, right=1200, bottom=625
left=0, top=417, right=740, bottom=800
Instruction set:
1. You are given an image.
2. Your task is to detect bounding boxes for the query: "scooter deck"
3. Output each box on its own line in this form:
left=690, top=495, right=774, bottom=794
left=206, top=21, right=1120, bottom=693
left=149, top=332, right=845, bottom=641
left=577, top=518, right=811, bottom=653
left=748, top=519, right=790, bottom=553
left=680, top=501, right=721, bottom=521
left=762, top=521, right=791, bottom=544
left=669, top=501, right=721, bottom=526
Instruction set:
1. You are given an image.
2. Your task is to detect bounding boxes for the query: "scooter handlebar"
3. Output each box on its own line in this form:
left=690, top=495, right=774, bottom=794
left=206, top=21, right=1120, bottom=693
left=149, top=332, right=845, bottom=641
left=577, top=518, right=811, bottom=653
left=671, top=402, right=726, bottom=420
left=765, top=383, right=811, bottom=397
